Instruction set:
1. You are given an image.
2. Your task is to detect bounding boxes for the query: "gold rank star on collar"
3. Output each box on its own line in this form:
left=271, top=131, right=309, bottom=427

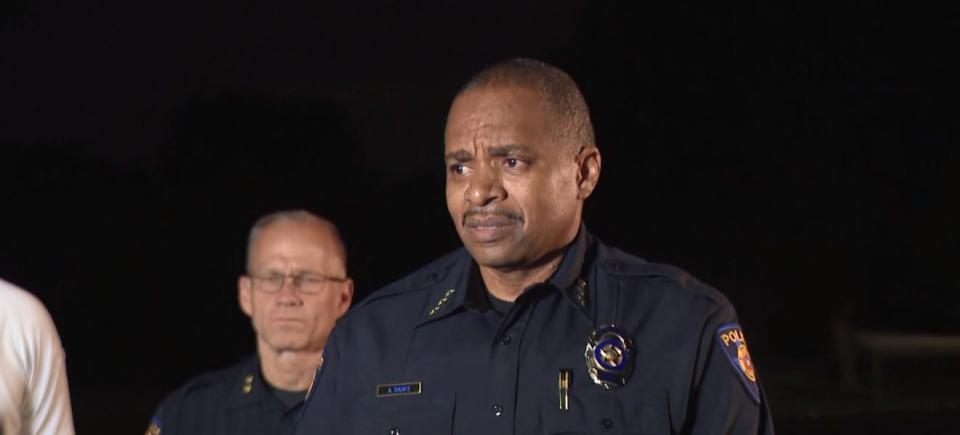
left=242, top=373, right=254, bottom=393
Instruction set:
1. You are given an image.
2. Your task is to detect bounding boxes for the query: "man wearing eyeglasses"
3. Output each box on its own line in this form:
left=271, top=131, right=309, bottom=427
left=147, top=210, right=353, bottom=435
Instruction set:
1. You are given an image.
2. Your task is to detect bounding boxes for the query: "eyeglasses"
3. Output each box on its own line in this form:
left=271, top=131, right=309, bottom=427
left=248, top=272, right=348, bottom=295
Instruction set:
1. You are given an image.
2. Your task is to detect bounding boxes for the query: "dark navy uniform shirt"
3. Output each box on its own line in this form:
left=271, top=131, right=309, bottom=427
left=296, top=227, right=775, bottom=434
left=147, top=355, right=305, bottom=435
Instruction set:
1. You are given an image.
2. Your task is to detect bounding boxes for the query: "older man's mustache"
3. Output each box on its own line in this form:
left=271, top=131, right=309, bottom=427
left=462, top=207, right=524, bottom=227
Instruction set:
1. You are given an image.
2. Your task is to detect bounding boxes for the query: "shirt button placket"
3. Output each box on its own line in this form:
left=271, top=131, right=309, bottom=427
left=490, top=309, right=530, bottom=434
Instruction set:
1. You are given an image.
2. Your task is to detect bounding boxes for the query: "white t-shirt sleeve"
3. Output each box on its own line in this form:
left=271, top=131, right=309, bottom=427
left=23, top=300, right=75, bottom=435
left=0, top=280, right=75, bottom=435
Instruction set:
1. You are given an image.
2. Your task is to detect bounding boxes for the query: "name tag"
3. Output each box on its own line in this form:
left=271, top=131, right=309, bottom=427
left=376, top=382, right=422, bottom=397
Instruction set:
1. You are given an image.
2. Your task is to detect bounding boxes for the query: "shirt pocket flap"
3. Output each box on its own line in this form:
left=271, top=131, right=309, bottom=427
left=543, top=389, right=669, bottom=435
left=353, top=393, right=455, bottom=435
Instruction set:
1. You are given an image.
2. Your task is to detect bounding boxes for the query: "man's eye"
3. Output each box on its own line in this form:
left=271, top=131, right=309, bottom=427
left=505, top=158, right=519, bottom=168
left=303, top=275, right=325, bottom=284
left=451, top=163, right=465, bottom=174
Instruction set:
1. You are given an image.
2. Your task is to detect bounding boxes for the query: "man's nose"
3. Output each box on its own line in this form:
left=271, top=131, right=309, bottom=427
left=465, top=166, right=506, bottom=207
left=275, top=276, right=303, bottom=304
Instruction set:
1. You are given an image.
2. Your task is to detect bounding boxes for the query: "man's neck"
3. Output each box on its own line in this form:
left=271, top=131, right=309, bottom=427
left=257, top=341, right=323, bottom=391
left=479, top=250, right=565, bottom=302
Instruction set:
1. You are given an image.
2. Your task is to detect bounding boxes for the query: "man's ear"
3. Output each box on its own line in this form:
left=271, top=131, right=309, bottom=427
left=576, top=146, right=602, bottom=200
left=238, top=276, right=254, bottom=317
left=337, top=279, right=354, bottom=318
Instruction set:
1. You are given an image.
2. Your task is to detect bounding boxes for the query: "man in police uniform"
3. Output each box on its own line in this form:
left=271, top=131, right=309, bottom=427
left=295, top=59, right=774, bottom=434
left=147, top=210, right=354, bottom=435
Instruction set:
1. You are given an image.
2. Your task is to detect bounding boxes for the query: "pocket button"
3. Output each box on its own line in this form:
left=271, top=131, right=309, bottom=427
left=600, top=418, right=613, bottom=431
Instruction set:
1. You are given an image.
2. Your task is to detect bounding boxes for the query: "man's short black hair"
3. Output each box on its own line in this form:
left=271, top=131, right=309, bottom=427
left=458, top=58, right=595, bottom=153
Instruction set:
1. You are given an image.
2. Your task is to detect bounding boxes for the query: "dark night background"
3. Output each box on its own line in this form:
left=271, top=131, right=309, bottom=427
left=1, top=1, right=957, bottom=433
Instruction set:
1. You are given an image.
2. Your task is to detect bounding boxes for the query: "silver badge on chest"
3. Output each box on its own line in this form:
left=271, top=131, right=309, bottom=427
left=585, top=325, right=634, bottom=389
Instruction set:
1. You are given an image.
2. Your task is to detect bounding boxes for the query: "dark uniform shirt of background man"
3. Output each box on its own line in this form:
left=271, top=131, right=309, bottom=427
left=295, top=59, right=774, bottom=434
left=147, top=210, right=353, bottom=435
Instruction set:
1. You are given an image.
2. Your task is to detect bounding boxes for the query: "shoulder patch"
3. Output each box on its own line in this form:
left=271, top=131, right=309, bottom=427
left=715, top=323, right=760, bottom=404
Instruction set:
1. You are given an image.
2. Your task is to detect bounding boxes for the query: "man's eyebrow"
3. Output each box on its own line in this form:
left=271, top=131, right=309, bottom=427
left=487, top=144, right=528, bottom=157
left=444, top=145, right=529, bottom=161
left=444, top=149, right=473, bottom=161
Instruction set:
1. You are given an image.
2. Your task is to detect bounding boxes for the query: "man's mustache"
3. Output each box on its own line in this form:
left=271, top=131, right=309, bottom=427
left=462, top=207, right=524, bottom=226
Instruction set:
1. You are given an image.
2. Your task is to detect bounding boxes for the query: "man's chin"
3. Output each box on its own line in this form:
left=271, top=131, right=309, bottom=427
left=263, top=333, right=308, bottom=351
left=466, top=244, right=523, bottom=269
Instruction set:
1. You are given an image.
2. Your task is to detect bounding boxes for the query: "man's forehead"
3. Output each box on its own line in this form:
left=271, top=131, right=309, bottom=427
left=252, top=221, right=342, bottom=257
left=445, top=86, right=547, bottom=148
left=249, top=235, right=347, bottom=272
left=258, top=219, right=333, bottom=242
left=450, top=85, right=543, bottom=118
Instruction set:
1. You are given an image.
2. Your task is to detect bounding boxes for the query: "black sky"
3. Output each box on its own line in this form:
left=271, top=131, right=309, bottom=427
left=1, top=1, right=957, bottom=433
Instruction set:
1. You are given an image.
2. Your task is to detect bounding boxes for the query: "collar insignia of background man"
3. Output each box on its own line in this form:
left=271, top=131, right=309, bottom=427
left=428, top=288, right=456, bottom=316
left=716, top=323, right=760, bottom=403
left=377, top=382, right=422, bottom=397
left=585, top=325, right=634, bottom=389
left=242, top=373, right=254, bottom=394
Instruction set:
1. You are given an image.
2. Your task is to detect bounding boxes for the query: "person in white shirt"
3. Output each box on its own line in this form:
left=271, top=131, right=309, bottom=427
left=0, top=278, right=75, bottom=435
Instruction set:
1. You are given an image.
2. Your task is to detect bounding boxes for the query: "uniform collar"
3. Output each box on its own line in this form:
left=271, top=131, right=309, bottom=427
left=548, top=224, right=595, bottom=323
left=224, top=356, right=267, bottom=409
left=416, top=224, right=596, bottom=326
left=225, top=355, right=305, bottom=413
left=551, top=224, right=592, bottom=310
left=415, top=250, right=472, bottom=324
